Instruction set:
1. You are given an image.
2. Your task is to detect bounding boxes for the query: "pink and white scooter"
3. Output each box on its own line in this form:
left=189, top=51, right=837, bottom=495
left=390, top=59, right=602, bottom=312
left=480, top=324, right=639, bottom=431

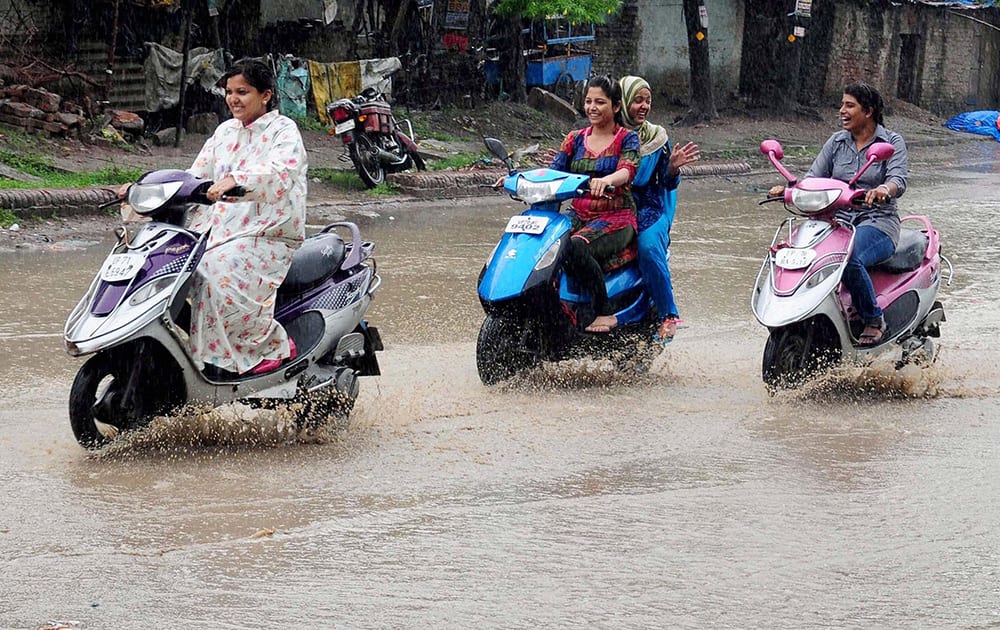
left=751, top=139, right=953, bottom=391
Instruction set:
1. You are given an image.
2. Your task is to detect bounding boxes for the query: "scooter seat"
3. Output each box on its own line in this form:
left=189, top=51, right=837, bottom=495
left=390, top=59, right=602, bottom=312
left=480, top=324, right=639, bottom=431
left=280, top=233, right=346, bottom=294
left=873, top=227, right=928, bottom=274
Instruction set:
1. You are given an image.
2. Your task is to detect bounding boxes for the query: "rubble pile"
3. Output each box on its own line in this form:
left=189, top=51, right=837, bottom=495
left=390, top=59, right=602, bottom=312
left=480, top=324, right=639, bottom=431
left=0, top=85, right=145, bottom=144
left=0, top=86, right=87, bottom=138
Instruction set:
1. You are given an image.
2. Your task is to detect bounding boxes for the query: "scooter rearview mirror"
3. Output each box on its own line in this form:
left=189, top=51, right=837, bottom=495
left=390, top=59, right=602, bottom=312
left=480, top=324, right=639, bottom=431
left=484, top=137, right=507, bottom=161
left=760, top=139, right=784, bottom=160
left=849, top=141, right=896, bottom=186
left=760, top=139, right=797, bottom=185
left=865, top=141, right=895, bottom=163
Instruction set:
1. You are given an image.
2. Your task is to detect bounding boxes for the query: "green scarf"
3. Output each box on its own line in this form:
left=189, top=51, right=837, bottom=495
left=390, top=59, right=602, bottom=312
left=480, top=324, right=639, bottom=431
left=620, top=75, right=668, bottom=156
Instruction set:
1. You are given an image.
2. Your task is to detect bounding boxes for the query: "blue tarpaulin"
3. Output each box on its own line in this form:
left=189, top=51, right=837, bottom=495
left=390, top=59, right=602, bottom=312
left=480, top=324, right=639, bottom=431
left=944, top=110, right=1000, bottom=142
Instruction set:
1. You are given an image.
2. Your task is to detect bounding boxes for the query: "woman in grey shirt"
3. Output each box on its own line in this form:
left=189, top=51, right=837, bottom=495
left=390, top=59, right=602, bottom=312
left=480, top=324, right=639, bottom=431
left=770, top=82, right=909, bottom=345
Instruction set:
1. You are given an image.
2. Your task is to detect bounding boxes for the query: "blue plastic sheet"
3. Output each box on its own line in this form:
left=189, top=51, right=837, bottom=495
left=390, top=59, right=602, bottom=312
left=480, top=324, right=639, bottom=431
left=276, top=56, right=310, bottom=119
left=944, top=110, right=1000, bottom=142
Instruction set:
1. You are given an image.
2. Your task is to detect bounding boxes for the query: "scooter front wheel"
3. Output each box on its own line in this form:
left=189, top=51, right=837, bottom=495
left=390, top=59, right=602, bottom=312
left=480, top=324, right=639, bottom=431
left=476, top=314, right=535, bottom=385
left=68, top=353, right=124, bottom=449
left=68, top=343, right=185, bottom=449
left=762, top=320, right=839, bottom=393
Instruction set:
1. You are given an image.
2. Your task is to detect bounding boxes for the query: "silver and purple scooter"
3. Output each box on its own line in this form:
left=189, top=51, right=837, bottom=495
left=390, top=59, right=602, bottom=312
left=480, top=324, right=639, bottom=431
left=64, top=169, right=382, bottom=449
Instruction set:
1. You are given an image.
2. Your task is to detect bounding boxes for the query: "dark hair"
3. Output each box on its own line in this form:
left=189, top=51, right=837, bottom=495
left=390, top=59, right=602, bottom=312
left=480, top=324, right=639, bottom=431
left=221, top=58, right=276, bottom=111
left=844, top=81, right=884, bottom=126
left=585, top=74, right=625, bottom=126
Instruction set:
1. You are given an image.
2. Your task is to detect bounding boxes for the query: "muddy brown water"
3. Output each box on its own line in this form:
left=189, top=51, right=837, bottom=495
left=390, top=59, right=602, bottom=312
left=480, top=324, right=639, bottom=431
left=2, top=151, right=999, bottom=628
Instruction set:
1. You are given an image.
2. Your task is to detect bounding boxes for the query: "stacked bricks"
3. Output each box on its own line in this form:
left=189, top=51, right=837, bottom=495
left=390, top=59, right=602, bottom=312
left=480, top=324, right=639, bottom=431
left=0, top=86, right=85, bottom=137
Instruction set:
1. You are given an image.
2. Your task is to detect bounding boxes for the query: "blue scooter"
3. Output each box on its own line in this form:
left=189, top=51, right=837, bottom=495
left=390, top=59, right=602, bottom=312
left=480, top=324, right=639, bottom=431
left=476, top=137, right=658, bottom=385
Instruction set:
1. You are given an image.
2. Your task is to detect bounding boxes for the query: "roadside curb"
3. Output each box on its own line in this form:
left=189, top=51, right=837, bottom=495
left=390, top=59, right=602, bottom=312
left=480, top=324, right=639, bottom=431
left=388, top=159, right=753, bottom=198
left=0, top=159, right=757, bottom=220
left=1, top=186, right=118, bottom=220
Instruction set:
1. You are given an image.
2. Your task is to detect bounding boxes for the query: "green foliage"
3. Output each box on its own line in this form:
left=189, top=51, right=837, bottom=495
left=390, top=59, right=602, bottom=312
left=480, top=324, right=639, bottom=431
left=0, top=208, right=18, bottom=228
left=410, top=118, right=459, bottom=142
left=367, top=182, right=400, bottom=197
left=428, top=152, right=482, bottom=171
left=309, top=167, right=368, bottom=190
left=0, top=164, right=143, bottom=190
left=291, top=114, right=328, bottom=133
left=0, top=149, right=59, bottom=176
left=492, top=0, right=621, bottom=23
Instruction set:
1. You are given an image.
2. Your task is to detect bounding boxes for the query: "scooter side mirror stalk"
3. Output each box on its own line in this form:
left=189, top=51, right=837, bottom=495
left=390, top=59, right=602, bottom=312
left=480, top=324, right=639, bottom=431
left=848, top=141, right=895, bottom=186
left=759, top=139, right=797, bottom=186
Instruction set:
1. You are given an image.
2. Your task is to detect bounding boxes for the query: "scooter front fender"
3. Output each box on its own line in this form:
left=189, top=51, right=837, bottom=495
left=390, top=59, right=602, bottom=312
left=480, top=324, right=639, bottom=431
left=478, top=211, right=571, bottom=303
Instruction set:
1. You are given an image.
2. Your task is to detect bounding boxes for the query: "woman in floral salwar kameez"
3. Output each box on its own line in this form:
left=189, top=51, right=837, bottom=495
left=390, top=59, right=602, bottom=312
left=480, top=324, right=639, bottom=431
left=185, top=59, right=308, bottom=375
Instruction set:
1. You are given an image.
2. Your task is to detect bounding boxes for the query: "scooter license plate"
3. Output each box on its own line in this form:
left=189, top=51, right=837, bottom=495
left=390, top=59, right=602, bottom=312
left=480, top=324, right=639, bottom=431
left=100, top=252, right=145, bottom=282
left=505, top=215, right=549, bottom=234
left=774, top=247, right=817, bottom=270
left=335, top=119, right=355, bottom=134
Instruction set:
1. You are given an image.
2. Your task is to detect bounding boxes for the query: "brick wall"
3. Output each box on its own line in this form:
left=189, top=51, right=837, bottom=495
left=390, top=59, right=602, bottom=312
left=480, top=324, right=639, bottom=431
left=826, top=4, right=1000, bottom=116
left=592, top=0, right=641, bottom=79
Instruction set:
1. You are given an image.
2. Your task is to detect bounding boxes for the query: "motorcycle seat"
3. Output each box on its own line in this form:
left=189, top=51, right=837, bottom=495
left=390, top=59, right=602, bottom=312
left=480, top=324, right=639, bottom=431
left=280, top=233, right=346, bottom=294
left=874, top=227, right=928, bottom=274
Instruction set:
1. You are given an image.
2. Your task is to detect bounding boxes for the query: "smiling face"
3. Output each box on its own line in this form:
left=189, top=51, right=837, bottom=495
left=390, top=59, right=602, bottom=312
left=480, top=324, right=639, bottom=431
left=225, top=73, right=271, bottom=126
left=584, top=86, right=620, bottom=128
left=628, top=87, right=652, bottom=125
left=839, top=92, right=873, bottom=135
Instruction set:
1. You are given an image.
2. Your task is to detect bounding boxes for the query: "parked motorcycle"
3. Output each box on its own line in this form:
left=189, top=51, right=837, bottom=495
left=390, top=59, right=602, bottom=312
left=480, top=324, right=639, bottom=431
left=752, top=139, right=952, bottom=392
left=475, top=137, right=659, bottom=385
left=326, top=86, right=425, bottom=188
left=63, top=169, right=383, bottom=449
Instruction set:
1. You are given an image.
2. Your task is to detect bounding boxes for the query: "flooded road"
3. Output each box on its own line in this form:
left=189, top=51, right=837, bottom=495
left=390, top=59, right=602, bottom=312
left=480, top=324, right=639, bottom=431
left=2, top=151, right=999, bottom=628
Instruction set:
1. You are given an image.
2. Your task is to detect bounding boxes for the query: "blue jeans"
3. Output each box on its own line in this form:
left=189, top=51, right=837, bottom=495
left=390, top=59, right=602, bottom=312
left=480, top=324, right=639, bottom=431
left=637, top=213, right=678, bottom=319
left=842, top=225, right=895, bottom=324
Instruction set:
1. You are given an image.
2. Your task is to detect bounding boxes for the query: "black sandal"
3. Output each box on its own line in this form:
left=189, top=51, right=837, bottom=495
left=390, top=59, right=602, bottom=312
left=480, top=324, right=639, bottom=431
left=857, top=319, right=885, bottom=346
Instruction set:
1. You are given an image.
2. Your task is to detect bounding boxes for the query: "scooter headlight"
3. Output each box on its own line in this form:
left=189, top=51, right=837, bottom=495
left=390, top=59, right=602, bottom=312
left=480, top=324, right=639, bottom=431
left=128, top=274, right=178, bottom=306
left=790, top=188, right=840, bottom=214
left=128, top=181, right=184, bottom=215
left=804, top=265, right=835, bottom=289
left=535, top=237, right=561, bottom=271
left=516, top=179, right=562, bottom=204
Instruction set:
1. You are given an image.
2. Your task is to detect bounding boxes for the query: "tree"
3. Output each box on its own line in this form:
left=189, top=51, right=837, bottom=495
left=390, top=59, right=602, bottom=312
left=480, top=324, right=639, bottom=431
left=678, top=0, right=717, bottom=125
left=739, top=0, right=834, bottom=116
left=491, top=0, right=622, bottom=102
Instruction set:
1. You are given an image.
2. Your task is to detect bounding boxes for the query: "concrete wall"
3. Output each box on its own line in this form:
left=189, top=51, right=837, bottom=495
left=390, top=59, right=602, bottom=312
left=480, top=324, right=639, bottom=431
left=636, top=0, right=743, bottom=105
left=825, top=4, right=1000, bottom=116
left=261, top=0, right=329, bottom=24
left=591, top=0, right=743, bottom=106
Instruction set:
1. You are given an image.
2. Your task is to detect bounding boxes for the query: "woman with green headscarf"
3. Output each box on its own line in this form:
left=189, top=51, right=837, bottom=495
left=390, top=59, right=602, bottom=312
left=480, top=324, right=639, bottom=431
left=619, top=75, right=700, bottom=343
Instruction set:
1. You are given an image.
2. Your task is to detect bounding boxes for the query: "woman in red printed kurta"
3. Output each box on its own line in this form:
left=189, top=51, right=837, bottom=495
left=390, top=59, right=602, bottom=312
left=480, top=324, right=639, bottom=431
left=550, top=75, right=640, bottom=333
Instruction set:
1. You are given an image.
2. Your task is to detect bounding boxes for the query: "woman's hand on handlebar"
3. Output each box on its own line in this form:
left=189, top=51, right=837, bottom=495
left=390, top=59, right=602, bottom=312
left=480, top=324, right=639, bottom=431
left=206, top=175, right=238, bottom=202
left=588, top=176, right=616, bottom=199
left=863, top=184, right=892, bottom=207
left=117, top=183, right=131, bottom=198
left=768, top=185, right=785, bottom=199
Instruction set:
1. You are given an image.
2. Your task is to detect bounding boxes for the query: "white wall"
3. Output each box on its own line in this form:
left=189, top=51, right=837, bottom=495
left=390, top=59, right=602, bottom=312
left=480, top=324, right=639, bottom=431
left=636, top=0, right=743, bottom=105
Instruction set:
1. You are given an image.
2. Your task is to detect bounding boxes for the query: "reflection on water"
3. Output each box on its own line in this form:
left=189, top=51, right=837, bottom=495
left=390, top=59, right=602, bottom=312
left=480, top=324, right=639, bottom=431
left=2, top=166, right=999, bottom=627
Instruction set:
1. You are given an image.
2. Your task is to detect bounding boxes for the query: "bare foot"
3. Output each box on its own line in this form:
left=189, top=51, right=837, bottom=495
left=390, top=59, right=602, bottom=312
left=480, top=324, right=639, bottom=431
left=585, top=314, right=618, bottom=333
